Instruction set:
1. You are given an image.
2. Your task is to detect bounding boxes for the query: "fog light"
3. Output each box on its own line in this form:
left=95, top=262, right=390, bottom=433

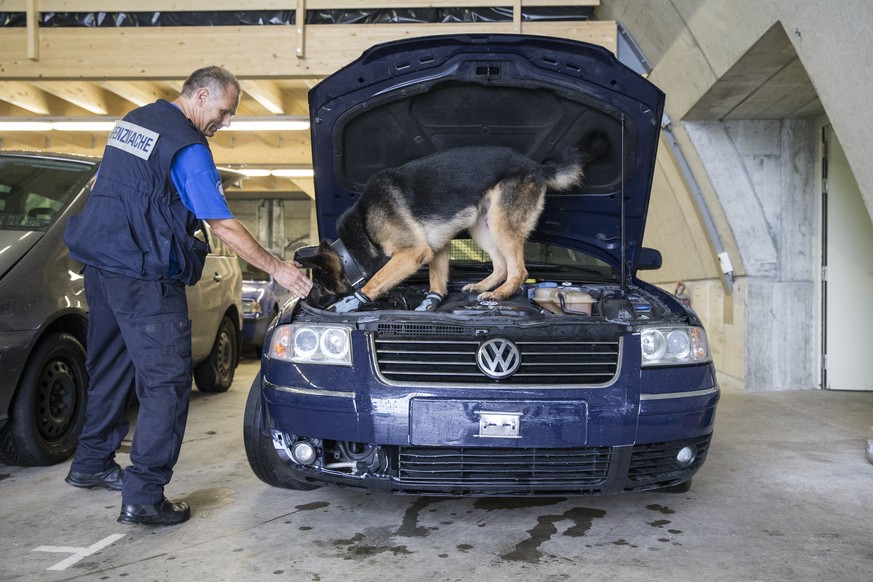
left=290, top=440, right=317, bottom=465
left=676, top=446, right=696, bottom=467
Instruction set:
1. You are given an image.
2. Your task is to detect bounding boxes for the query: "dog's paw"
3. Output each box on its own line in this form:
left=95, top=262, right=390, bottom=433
left=476, top=291, right=502, bottom=301
left=414, top=292, right=444, bottom=312
left=462, top=283, right=482, bottom=294
left=331, top=290, right=370, bottom=313
left=332, top=295, right=361, bottom=313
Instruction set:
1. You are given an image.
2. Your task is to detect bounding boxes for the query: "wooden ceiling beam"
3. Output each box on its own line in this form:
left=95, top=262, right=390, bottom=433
left=0, top=0, right=598, bottom=10
left=0, top=80, right=51, bottom=114
left=30, top=81, right=110, bottom=115
left=95, top=80, right=173, bottom=107
left=240, top=79, right=285, bottom=115
left=0, top=22, right=616, bottom=79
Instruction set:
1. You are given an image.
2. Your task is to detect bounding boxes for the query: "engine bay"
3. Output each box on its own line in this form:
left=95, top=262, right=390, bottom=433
left=339, top=280, right=671, bottom=322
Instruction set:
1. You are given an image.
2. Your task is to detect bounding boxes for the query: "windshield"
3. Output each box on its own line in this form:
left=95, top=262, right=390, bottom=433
left=0, top=156, right=94, bottom=230
left=449, top=239, right=617, bottom=282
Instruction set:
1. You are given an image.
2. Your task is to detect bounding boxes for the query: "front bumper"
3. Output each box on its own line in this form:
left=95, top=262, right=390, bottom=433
left=260, top=376, right=719, bottom=495
left=269, top=431, right=713, bottom=495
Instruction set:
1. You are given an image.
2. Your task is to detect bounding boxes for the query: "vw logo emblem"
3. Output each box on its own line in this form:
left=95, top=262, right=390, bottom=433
left=476, top=338, right=521, bottom=379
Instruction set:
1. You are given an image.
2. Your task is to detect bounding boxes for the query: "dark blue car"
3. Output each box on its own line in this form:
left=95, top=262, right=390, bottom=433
left=243, top=34, right=719, bottom=495
left=240, top=259, right=293, bottom=354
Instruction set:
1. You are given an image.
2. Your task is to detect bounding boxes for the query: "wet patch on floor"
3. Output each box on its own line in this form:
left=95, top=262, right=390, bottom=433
left=646, top=504, right=675, bottom=515
left=183, top=487, right=236, bottom=515
left=397, top=497, right=450, bottom=538
left=296, top=501, right=330, bottom=512
left=0, top=473, right=11, bottom=481
left=645, top=504, right=678, bottom=534
left=643, top=505, right=683, bottom=545
left=474, top=497, right=567, bottom=512
left=500, top=507, right=607, bottom=564
left=330, top=529, right=412, bottom=559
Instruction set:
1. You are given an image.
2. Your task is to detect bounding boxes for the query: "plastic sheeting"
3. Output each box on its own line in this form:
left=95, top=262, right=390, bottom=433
left=0, top=7, right=592, bottom=27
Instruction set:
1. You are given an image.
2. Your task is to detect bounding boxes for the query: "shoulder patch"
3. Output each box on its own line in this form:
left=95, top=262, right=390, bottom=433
left=107, top=120, right=160, bottom=160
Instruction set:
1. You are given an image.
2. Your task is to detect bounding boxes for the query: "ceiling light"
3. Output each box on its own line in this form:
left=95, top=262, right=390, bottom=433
left=225, top=117, right=310, bottom=131
left=234, top=169, right=272, bottom=177
left=0, top=120, right=115, bottom=131
left=0, top=121, right=47, bottom=131
left=0, top=116, right=310, bottom=132
left=222, top=167, right=314, bottom=179
left=52, top=121, right=117, bottom=132
left=271, top=168, right=314, bottom=178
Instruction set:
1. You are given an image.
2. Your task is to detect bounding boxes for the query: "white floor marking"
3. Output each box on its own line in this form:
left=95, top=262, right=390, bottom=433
left=32, top=533, right=126, bottom=571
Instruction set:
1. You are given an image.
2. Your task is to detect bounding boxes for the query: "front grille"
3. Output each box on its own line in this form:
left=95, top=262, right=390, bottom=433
left=397, top=446, right=612, bottom=486
left=373, top=336, right=620, bottom=385
left=627, top=435, right=712, bottom=483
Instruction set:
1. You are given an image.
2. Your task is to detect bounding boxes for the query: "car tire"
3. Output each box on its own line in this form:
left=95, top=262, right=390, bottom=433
left=0, top=333, right=88, bottom=466
left=656, top=479, right=693, bottom=493
left=243, top=376, right=319, bottom=490
left=194, top=316, right=238, bottom=393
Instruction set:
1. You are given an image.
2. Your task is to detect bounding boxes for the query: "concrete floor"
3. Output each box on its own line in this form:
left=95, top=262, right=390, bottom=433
left=2, top=358, right=873, bottom=582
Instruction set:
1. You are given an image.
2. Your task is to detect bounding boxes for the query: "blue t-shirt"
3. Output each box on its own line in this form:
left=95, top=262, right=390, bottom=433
left=170, top=143, right=234, bottom=220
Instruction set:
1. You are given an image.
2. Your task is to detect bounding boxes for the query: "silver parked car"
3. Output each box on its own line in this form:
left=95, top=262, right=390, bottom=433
left=0, top=151, right=243, bottom=466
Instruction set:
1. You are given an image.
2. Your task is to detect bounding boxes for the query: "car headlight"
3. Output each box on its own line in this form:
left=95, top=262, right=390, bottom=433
left=639, top=326, right=710, bottom=366
left=242, top=299, right=261, bottom=315
left=268, top=324, right=353, bottom=366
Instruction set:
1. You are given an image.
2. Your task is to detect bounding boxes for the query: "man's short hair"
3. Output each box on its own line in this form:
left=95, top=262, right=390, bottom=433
left=181, top=66, right=241, bottom=98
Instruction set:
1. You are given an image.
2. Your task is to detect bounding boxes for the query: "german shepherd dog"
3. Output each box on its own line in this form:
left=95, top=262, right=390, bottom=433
left=297, top=132, right=608, bottom=312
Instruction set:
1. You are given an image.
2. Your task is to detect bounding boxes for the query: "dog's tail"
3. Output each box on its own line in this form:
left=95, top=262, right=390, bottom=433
left=545, top=130, right=609, bottom=191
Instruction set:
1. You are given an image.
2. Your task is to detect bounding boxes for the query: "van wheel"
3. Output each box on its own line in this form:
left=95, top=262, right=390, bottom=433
left=0, top=333, right=88, bottom=466
left=243, top=376, right=319, bottom=490
left=194, top=316, right=238, bottom=393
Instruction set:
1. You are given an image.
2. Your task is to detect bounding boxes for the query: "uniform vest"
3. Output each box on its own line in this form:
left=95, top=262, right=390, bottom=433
left=64, top=99, right=210, bottom=286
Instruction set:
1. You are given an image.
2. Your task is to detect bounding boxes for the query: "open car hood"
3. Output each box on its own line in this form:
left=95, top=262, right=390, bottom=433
left=308, top=34, right=665, bottom=274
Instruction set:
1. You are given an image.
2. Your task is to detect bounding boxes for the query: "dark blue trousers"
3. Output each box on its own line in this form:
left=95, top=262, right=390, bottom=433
left=70, top=266, right=192, bottom=505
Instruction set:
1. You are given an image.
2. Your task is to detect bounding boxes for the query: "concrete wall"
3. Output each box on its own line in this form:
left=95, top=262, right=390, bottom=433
left=599, top=0, right=873, bottom=390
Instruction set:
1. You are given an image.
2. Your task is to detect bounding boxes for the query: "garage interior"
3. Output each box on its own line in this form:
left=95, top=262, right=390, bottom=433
left=1, top=0, right=872, bottom=579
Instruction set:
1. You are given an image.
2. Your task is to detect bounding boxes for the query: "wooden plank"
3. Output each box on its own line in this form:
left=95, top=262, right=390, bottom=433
left=0, top=21, right=616, bottom=79
left=0, top=80, right=51, bottom=114
left=25, top=0, right=38, bottom=60
left=30, top=80, right=110, bottom=114
left=296, top=0, right=306, bottom=58
left=239, top=79, right=285, bottom=114
left=0, top=0, right=598, bottom=10
left=95, top=80, right=173, bottom=107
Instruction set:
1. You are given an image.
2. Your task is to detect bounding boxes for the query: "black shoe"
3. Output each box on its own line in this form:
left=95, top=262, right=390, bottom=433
left=66, top=464, right=124, bottom=491
left=118, top=497, right=191, bottom=526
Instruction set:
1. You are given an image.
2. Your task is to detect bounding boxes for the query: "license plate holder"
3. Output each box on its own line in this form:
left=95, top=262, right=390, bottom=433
left=409, top=399, right=587, bottom=446
left=477, top=411, right=522, bottom=439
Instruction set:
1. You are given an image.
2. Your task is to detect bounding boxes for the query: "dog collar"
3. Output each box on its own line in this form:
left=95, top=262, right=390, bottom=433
left=331, top=238, right=368, bottom=290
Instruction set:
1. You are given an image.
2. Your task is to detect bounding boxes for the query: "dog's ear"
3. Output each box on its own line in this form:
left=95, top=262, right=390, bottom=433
left=293, top=240, right=342, bottom=274
left=293, top=244, right=322, bottom=269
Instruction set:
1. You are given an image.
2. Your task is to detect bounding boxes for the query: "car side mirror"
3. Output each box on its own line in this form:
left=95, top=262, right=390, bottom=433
left=638, top=247, right=662, bottom=270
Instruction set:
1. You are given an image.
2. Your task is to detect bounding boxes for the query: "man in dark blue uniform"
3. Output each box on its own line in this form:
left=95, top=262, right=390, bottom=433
left=63, top=66, right=312, bottom=526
